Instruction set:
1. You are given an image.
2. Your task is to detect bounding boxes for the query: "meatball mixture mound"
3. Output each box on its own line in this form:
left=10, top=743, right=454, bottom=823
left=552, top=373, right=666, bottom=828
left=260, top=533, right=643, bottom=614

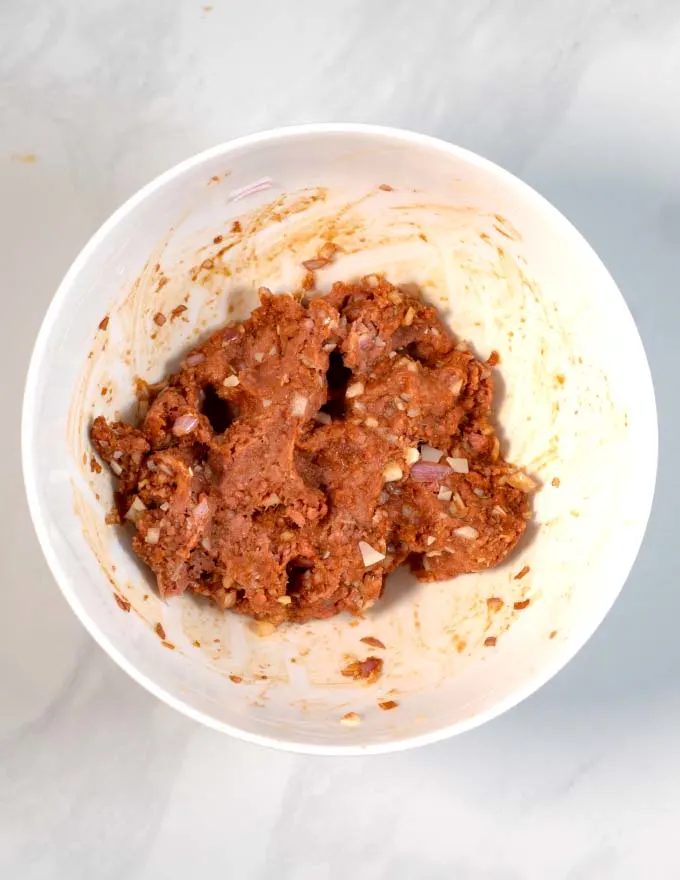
left=92, top=277, right=533, bottom=624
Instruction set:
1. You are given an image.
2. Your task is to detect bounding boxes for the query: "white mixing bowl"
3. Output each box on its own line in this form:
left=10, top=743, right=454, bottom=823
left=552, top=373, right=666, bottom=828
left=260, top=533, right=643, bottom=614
left=22, top=125, right=657, bottom=754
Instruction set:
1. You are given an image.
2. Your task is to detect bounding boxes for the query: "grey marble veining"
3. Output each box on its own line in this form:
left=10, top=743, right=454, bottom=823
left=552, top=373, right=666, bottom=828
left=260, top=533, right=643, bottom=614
left=1, top=1, right=679, bottom=877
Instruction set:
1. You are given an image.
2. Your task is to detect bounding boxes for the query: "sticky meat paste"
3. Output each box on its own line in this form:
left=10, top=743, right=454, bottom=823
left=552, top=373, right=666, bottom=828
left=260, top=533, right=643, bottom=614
left=91, top=278, right=533, bottom=624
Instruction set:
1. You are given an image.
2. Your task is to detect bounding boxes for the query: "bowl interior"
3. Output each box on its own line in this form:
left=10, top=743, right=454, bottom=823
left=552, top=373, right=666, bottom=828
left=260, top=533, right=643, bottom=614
left=23, top=127, right=656, bottom=753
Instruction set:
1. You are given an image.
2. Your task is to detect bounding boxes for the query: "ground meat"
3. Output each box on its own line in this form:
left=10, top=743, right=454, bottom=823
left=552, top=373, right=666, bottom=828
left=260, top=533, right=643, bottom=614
left=91, top=277, right=532, bottom=624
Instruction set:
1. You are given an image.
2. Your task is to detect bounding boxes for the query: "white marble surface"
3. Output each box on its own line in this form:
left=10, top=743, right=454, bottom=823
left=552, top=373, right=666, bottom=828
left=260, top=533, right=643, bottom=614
left=1, top=1, right=679, bottom=876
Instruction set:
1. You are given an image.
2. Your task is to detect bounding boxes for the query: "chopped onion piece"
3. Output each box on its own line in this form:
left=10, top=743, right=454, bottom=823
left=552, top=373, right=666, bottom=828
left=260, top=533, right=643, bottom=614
left=201, top=536, right=212, bottom=551
left=319, top=241, right=338, bottom=260
left=223, top=374, right=240, bottom=387
left=263, top=493, right=280, bottom=508
left=359, top=541, right=386, bottom=567
left=145, top=527, right=160, bottom=544
left=172, top=413, right=199, bottom=437
left=447, top=456, right=469, bottom=474
left=383, top=462, right=403, bottom=482
left=346, top=381, right=364, bottom=399
left=365, top=417, right=378, bottom=428
left=437, top=486, right=453, bottom=502
left=277, top=595, right=292, bottom=605
left=125, top=496, right=147, bottom=522
left=227, top=177, right=273, bottom=203
left=302, top=257, right=330, bottom=271
left=421, top=445, right=444, bottom=463
left=315, top=411, right=331, bottom=425
left=410, top=461, right=452, bottom=482
left=194, top=497, right=210, bottom=518
left=262, top=399, right=271, bottom=408
left=451, top=377, right=463, bottom=396
left=254, top=352, right=264, bottom=363
left=454, top=526, right=479, bottom=540
left=403, top=306, right=415, bottom=326
left=290, top=393, right=307, bottom=417
left=426, top=535, right=436, bottom=546
left=185, top=353, right=205, bottom=366
left=110, top=460, right=123, bottom=476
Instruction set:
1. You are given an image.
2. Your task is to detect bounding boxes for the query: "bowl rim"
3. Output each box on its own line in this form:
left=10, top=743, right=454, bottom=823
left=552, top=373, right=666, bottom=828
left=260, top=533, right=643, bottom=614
left=21, top=122, right=658, bottom=756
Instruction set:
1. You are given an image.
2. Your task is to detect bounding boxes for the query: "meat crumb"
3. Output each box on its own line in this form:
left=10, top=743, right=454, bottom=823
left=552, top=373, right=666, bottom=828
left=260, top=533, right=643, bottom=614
left=487, top=350, right=500, bottom=366
left=90, top=276, right=532, bottom=625
left=514, top=565, right=530, bottom=580
left=213, top=234, right=223, bottom=244
left=378, top=699, right=399, bottom=711
left=360, top=636, right=386, bottom=649
left=484, top=636, right=497, bottom=647
left=170, top=304, right=188, bottom=321
left=340, top=712, right=362, bottom=727
left=98, top=315, right=109, bottom=331
left=114, top=593, right=131, bottom=612
left=161, top=641, right=175, bottom=650
left=90, top=456, right=102, bottom=474
left=551, top=476, right=561, bottom=487
left=154, top=312, right=167, bottom=326
left=231, top=220, right=242, bottom=234
left=192, top=640, right=201, bottom=647
left=341, top=656, right=383, bottom=685
left=378, top=183, right=393, bottom=191
left=549, top=630, right=558, bottom=639
left=486, top=597, right=504, bottom=612
left=154, top=622, right=166, bottom=640
left=229, top=675, right=243, bottom=684
left=514, top=599, right=531, bottom=610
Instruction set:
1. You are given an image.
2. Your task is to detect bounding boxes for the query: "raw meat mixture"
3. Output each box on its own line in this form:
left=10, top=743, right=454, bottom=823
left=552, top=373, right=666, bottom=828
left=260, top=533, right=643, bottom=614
left=91, top=277, right=533, bottom=624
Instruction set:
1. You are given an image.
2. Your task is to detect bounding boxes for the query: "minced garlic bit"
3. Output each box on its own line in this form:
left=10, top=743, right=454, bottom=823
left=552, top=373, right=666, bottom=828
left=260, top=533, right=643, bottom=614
left=223, top=374, right=240, bottom=387
left=405, top=447, right=420, bottom=465
left=383, top=462, right=403, bottom=482
left=340, top=712, right=362, bottom=727
left=454, top=525, right=479, bottom=539
left=290, top=393, right=307, bottom=417
left=345, top=381, right=365, bottom=399
left=125, top=496, right=147, bottom=522
left=447, top=456, right=469, bottom=474
left=359, top=541, right=386, bottom=567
